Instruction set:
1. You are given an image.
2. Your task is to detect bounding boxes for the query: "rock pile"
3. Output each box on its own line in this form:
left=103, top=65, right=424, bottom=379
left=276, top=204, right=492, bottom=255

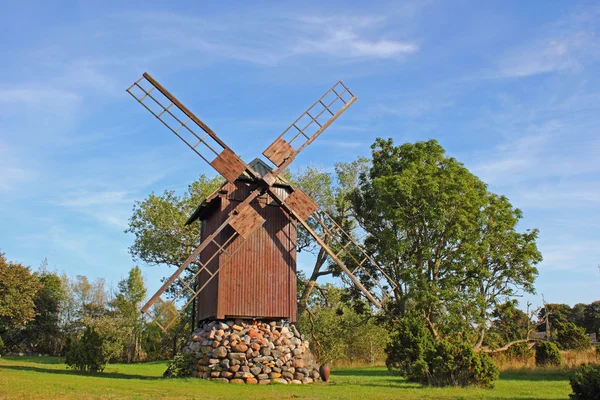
left=184, top=319, right=320, bottom=384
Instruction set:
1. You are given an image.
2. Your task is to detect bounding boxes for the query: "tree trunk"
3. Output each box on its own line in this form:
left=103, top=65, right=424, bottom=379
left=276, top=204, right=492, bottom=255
left=474, top=329, right=485, bottom=351
left=298, top=248, right=328, bottom=313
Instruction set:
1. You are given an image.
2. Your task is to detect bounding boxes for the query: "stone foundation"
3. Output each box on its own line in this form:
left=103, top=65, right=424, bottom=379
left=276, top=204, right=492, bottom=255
left=184, top=319, right=320, bottom=384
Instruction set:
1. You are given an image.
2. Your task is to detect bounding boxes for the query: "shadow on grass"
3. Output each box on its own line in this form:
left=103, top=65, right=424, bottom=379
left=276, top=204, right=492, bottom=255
left=0, top=364, right=163, bottom=381
left=332, top=366, right=573, bottom=383
left=500, top=369, right=574, bottom=381
left=2, top=355, right=65, bottom=364
left=331, top=368, right=392, bottom=378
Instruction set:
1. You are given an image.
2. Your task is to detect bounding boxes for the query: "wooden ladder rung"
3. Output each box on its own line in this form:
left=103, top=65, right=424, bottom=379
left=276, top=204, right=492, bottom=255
left=319, top=100, right=335, bottom=116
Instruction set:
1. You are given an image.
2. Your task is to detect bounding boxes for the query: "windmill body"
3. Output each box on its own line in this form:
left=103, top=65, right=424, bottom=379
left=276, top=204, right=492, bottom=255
left=188, top=158, right=299, bottom=322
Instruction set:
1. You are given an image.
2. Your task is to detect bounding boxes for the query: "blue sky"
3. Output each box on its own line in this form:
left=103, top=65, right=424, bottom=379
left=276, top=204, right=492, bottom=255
left=1, top=1, right=598, bottom=308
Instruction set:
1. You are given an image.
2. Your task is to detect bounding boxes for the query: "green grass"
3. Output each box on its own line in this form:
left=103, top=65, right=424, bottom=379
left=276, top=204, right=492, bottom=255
left=0, top=356, right=573, bottom=399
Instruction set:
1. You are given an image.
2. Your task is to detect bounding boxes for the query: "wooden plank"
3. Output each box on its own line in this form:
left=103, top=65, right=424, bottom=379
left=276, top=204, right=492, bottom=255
left=263, top=137, right=294, bottom=167
left=284, top=189, right=319, bottom=221
left=229, top=204, right=265, bottom=239
left=211, top=148, right=247, bottom=183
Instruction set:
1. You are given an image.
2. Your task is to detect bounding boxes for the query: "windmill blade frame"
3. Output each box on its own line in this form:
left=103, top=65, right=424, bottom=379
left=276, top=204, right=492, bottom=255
left=127, top=73, right=258, bottom=184
left=262, top=80, right=357, bottom=177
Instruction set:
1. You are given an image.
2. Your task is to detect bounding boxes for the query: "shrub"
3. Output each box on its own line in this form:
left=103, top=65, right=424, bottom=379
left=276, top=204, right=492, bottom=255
left=65, top=328, right=106, bottom=373
left=0, top=335, right=4, bottom=355
left=386, top=316, right=433, bottom=379
left=164, top=351, right=194, bottom=377
left=556, top=321, right=591, bottom=351
left=417, top=340, right=499, bottom=388
left=535, top=341, right=562, bottom=367
left=386, top=318, right=498, bottom=388
left=569, top=363, right=600, bottom=400
left=505, top=342, right=534, bottom=361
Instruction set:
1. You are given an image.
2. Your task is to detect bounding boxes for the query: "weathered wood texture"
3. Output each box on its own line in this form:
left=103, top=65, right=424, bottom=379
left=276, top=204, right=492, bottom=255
left=284, top=188, right=319, bottom=221
left=263, top=137, right=294, bottom=167
left=210, top=148, right=247, bottom=183
left=229, top=204, right=265, bottom=239
left=197, top=181, right=297, bottom=322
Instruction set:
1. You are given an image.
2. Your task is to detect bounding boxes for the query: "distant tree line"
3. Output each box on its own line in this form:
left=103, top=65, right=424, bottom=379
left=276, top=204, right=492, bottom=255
left=0, top=252, right=183, bottom=371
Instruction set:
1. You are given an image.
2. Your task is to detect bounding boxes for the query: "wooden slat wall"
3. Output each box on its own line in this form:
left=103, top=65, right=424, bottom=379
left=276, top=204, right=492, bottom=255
left=196, top=181, right=297, bottom=322
left=197, top=206, right=223, bottom=321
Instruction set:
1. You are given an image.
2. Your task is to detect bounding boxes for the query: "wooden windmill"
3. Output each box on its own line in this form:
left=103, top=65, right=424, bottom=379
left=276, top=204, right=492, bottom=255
left=126, top=73, right=396, bottom=332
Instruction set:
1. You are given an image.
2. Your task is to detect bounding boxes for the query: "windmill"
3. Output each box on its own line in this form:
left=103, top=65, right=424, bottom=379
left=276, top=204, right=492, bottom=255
left=126, top=73, right=397, bottom=333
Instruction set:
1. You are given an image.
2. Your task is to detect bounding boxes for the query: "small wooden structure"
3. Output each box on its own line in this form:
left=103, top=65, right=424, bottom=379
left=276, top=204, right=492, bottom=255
left=187, top=159, right=298, bottom=322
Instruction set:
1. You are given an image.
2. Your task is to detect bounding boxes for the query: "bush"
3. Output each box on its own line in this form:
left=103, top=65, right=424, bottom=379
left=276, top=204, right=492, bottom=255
left=385, top=319, right=498, bottom=388
left=569, top=363, right=600, bottom=400
left=0, top=335, right=4, bottom=356
left=386, top=316, right=433, bottom=379
left=556, top=321, right=591, bottom=351
left=505, top=342, right=534, bottom=361
left=535, top=341, right=562, bottom=367
left=65, top=328, right=107, bottom=373
left=416, top=340, right=499, bottom=388
left=164, top=351, right=194, bottom=377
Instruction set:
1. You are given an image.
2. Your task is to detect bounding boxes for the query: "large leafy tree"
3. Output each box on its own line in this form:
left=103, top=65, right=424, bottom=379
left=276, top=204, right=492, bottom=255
left=352, top=139, right=541, bottom=347
left=0, top=252, right=42, bottom=331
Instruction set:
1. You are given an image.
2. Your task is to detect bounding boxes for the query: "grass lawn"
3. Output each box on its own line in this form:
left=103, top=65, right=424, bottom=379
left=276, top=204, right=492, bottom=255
left=0, top=356, right=573, bottom=400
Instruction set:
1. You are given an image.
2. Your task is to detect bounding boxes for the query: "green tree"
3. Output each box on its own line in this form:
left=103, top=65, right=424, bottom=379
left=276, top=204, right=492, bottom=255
left=126, top=175, right=223, bottom=276
left=112, top=266, right=147, bottom=362
left=352, top=139, right=541, bottom=347
left=72, top=275, right=108, bottom=319
left=0, top=252, right=42, bottom=331
left=24, top=265, right=65, bottom=355
left=555, top=321, right=590, bottom=351
left=583, top=301, right=600, bottom=335
left=292, top=158, right=368, bottom=313
left=487, top=300, right=532, bottom=347
left=538, top=303, right=572, bottom=335
left=570, top=303, right=587, bottom=329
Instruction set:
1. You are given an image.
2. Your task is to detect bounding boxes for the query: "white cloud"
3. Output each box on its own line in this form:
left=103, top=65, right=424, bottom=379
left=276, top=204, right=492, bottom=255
left=294, top=28, right=418, bottom=60
left=489, top=10, right=600, bottom=79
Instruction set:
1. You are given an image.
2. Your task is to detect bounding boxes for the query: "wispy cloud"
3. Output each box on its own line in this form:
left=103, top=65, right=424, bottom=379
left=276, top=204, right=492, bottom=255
left=294, top=27, right=418, bottom=60
left=56, top=190, right=131, bottom=208
left=316, top=139, right=365, bottom=149
left=487, top=9, right=599, bottom=79
left=125, top=11, right=419, bottom=67
left=496, top=33, right=596, bottom=78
